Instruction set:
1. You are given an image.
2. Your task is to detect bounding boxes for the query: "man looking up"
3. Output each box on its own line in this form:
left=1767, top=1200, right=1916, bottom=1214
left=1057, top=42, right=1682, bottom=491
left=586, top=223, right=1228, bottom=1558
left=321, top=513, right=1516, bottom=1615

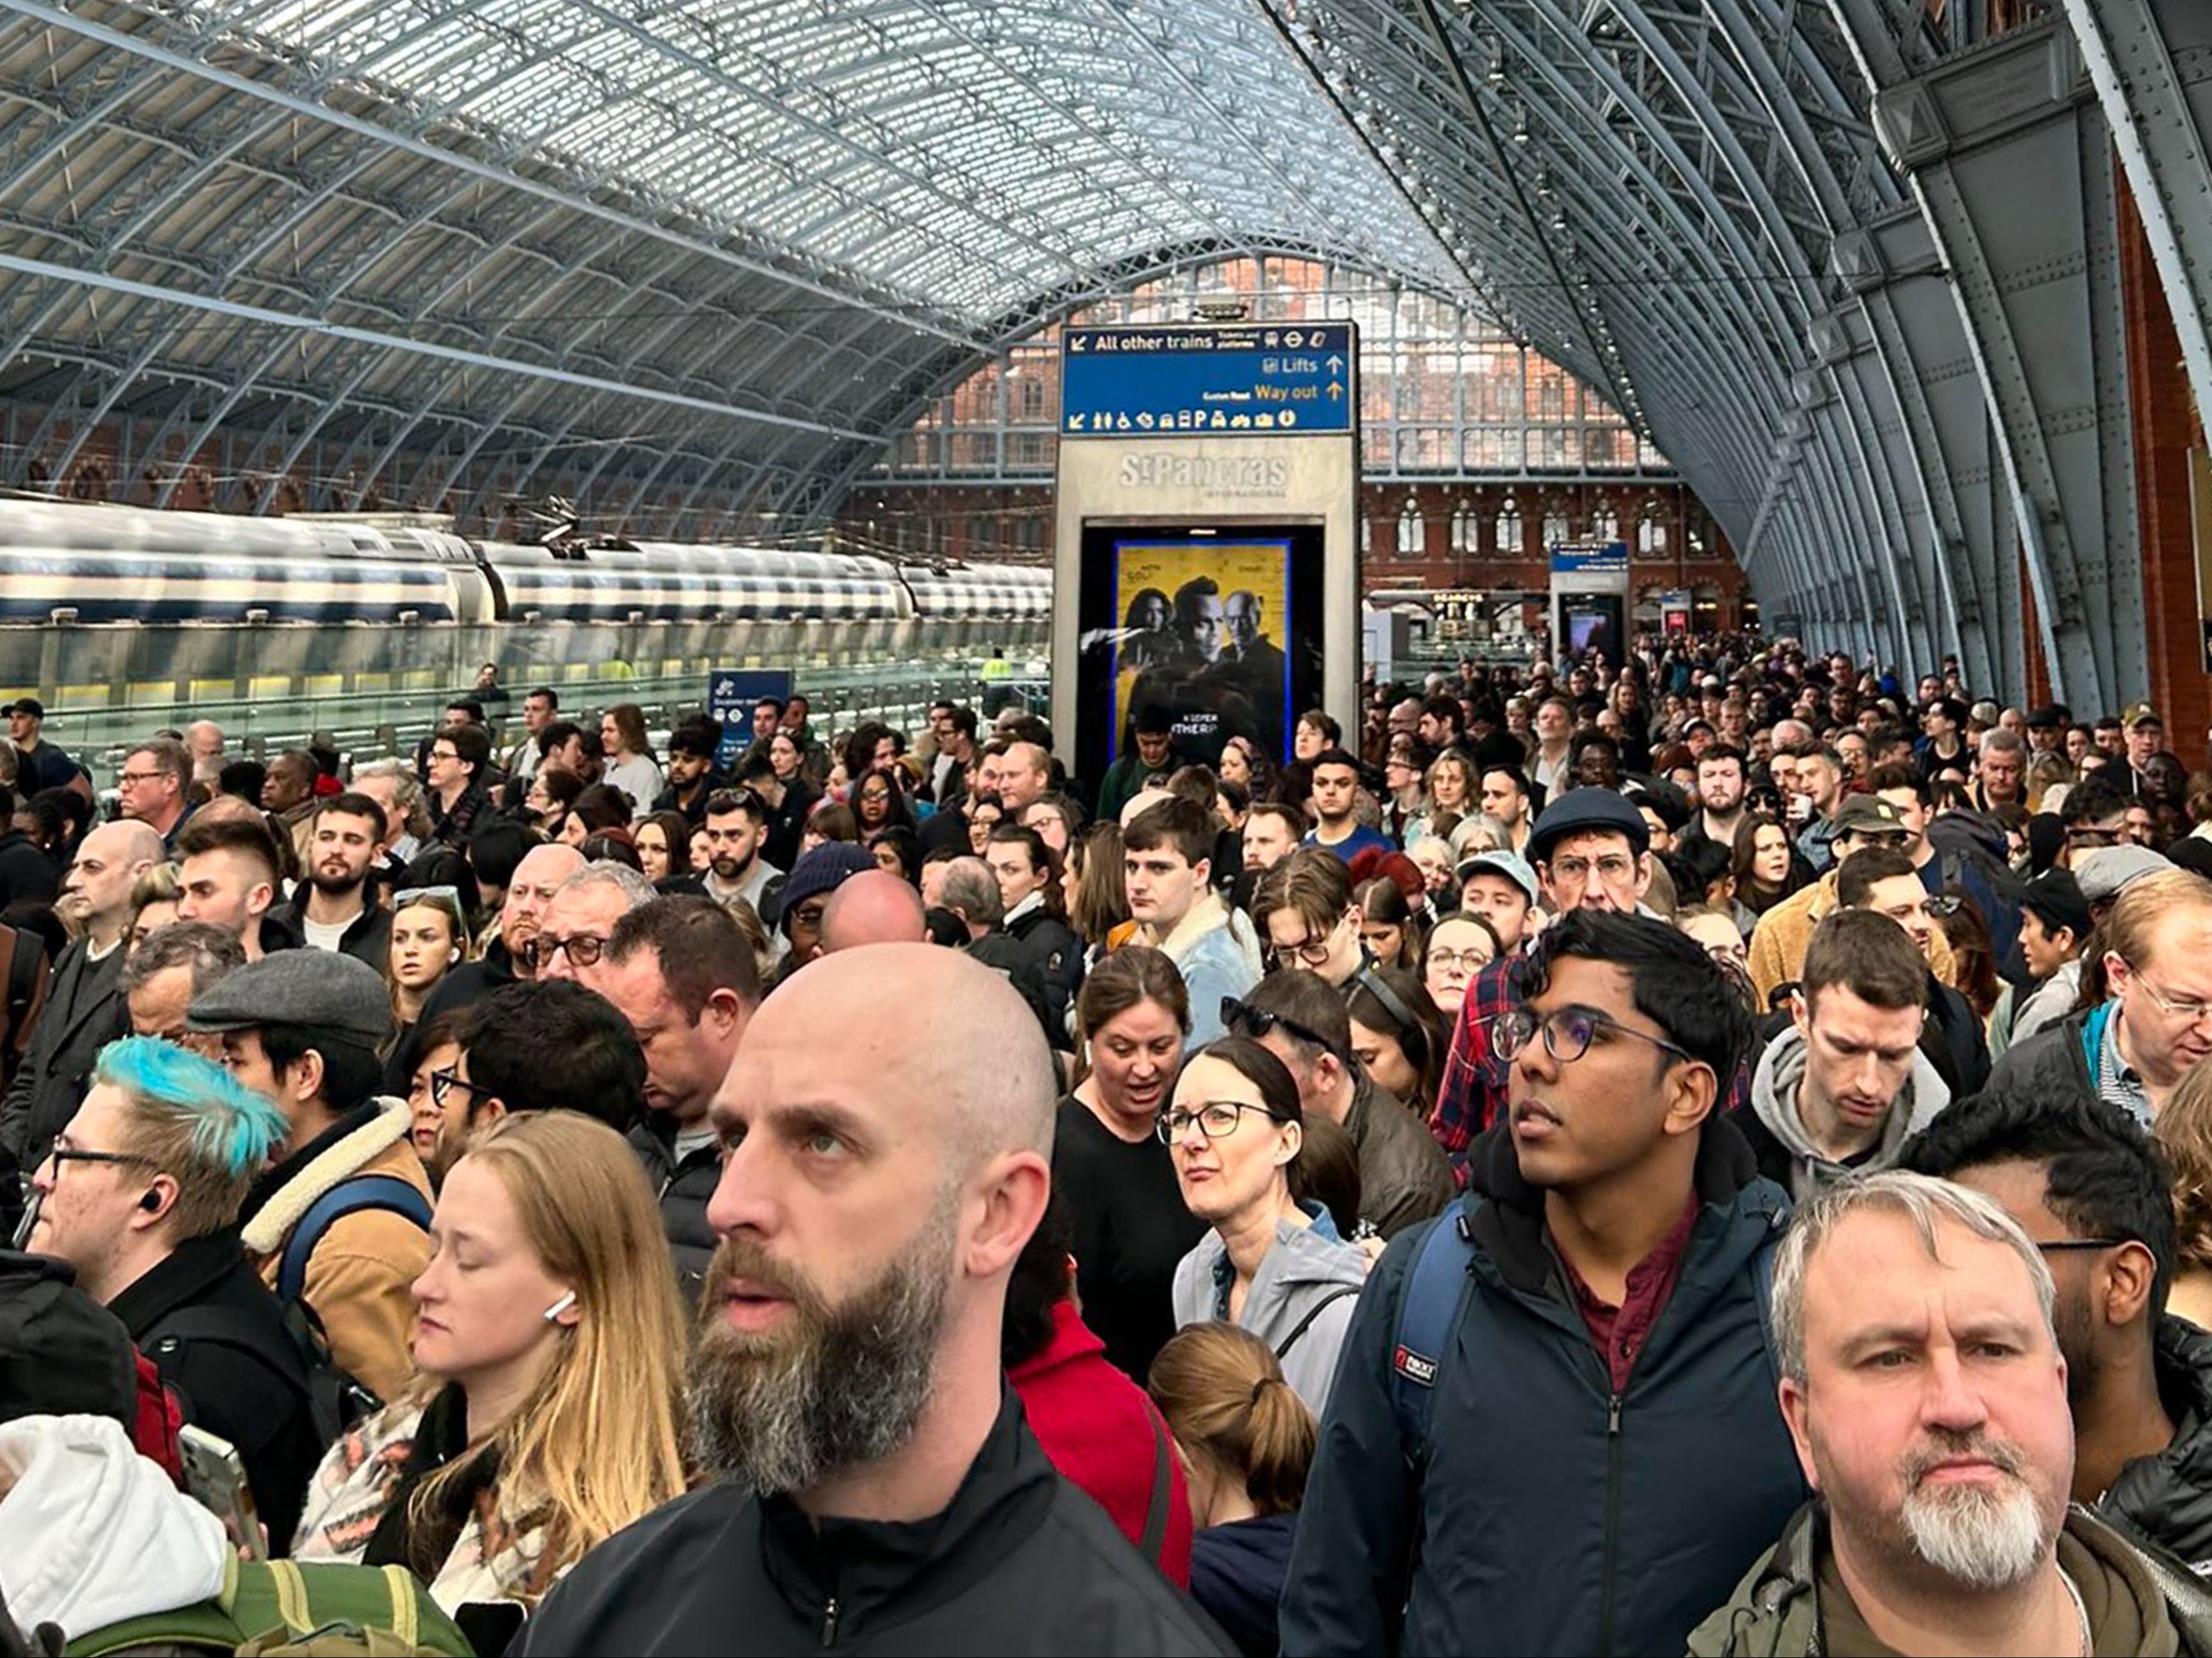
left=23, top=1037, right=324, bottom=1551
left=186, top=951, right=428, bottom=1403
left=1305, top=747, right=1389, bottom=864
left=1232, top=970, right=1453, bottom=1237
left=117, top=736, right=192, bottom=850
left=175, top=815, right=283, bottom=961
left=1691, top=1172, right=2212, bottom=1655
left=1283, top=911, right=1805, bottom=1655
left=268, top=793, right=390, bottom=972
left=1900, top=1084, right=2212, bottom=1571
left=1993, top=867, right=2212, bottom=1122
left=0, top=818, right=163, bottom=1195
left=599, top=898, right=760, bottom=1301
left=513, top=946, right=1224, bottom=1655
left=1123, top=796, right=1258, bottom=1044
left=1744, top=908, right=1948, bottom=1198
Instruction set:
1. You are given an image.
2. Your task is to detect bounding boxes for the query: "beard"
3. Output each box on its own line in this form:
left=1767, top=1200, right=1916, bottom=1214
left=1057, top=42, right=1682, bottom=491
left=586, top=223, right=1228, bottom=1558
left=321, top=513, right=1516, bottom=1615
left=308, top=863, right=365, bottom=898
left=710, top=848, right=754, bottom=883
left=687, top=1199, right=956, bottom=1497
left=1895, top=1432, right=2053, bottom=1590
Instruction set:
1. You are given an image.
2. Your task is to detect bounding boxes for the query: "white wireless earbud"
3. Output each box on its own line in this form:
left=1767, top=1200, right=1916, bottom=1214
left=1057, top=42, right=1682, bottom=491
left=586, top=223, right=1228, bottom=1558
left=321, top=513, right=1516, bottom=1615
left=543, top=1290, right=577, bottom=1324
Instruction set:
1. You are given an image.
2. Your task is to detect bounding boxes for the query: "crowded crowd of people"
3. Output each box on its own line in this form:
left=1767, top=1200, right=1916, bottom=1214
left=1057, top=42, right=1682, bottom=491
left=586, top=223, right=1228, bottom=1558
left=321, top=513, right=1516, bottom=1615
left=8, top=634, right=2212, bottom=1653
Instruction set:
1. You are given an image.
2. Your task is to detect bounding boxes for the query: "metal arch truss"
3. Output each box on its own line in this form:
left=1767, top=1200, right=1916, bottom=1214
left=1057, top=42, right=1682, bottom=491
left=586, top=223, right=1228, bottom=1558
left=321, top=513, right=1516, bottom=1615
left=0, top=0, right=2195, bottom=698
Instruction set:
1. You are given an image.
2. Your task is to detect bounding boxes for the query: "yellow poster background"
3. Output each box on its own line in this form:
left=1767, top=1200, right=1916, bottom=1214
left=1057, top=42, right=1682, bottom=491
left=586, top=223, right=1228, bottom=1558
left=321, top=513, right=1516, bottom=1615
left=1112, top=538, right=1291, bottom=759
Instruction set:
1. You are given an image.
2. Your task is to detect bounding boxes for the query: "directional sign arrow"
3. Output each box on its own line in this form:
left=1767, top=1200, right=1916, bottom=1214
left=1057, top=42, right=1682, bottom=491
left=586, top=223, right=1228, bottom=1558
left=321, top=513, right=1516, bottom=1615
left=1327, top=355, right=1344, bottom=372
left=1069, top=336, right=1087, bottom=353
left=1067, top=414, right=1085, bottom=432
left=1327, top=381, right=1343, bottom=399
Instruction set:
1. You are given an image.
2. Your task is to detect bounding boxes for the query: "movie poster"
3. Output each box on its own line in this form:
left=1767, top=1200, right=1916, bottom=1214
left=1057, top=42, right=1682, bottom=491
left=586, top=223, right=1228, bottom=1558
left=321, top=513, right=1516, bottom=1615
left=1105, top=537, right=1292, bottom=766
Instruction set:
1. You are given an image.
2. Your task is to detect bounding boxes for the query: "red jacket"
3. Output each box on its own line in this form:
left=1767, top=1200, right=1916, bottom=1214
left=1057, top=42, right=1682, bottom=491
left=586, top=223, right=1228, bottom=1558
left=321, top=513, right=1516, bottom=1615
left=1008, top=1298, right=1193, bottom=1587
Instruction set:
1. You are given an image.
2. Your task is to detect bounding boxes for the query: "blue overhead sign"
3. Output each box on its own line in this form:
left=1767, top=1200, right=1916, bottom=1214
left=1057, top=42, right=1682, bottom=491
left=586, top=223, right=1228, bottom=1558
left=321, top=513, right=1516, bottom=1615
left=1060, top=324, right=1356, bottom=438
left=1549, top=541, right=1631, bottom=576
left=707, top=667, right=792, bottom=768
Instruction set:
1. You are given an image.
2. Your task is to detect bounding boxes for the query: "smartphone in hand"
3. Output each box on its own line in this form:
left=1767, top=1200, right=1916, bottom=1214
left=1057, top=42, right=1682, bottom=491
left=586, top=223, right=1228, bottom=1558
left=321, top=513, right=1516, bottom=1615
left=179, top=1424, right=267, bottom=1561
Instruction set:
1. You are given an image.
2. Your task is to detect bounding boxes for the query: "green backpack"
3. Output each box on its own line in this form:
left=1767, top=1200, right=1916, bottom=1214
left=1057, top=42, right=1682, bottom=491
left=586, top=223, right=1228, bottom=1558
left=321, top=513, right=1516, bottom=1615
left=61, top=1559, right=473, bottom=1657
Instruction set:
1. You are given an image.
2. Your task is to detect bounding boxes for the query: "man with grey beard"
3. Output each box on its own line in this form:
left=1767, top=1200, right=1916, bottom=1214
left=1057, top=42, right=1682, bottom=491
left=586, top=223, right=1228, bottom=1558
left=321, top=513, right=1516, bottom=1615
left=513, top=944, right=1229, bottom=1656
left=1689, top=1172, right=2212, bottom=1655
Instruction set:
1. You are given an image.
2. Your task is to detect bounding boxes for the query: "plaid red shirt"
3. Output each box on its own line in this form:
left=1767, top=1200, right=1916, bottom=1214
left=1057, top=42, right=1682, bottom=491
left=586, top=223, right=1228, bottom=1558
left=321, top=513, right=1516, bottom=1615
left=1429, top=947, right=1752, bottom=1186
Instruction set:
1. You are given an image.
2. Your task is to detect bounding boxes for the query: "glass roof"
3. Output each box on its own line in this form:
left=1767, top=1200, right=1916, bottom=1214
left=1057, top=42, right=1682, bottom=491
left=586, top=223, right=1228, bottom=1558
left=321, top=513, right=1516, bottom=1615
left=206, top=0, right=1462, bottom=319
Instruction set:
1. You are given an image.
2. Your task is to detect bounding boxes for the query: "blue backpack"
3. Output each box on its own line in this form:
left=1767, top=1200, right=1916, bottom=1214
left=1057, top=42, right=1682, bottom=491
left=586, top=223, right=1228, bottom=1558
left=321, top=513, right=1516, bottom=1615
left=1386, top=1192, right=1783, bottom=1458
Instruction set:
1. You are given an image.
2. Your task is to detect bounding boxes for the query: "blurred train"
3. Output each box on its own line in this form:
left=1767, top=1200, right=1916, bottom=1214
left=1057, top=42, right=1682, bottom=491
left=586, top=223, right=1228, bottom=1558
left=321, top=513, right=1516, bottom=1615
left=0, top=497, right=1052, bottom=754
left=0, top=497, right=1050, bottom=628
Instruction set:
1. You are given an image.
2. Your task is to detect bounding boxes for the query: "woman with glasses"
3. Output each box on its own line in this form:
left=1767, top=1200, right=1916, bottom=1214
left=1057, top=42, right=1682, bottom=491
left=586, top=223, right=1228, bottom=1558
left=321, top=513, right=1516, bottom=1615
left=1165, top=1037, right=1368, bottom=1415
left=1422, top=914, right=1498, bottom=1018
left=405, top=1009, right=468, bottom=1179
left=294, top=1112, right=687, bottom=1615
left=1346, top=966, right=1448, bottom=1119
left=383, top=888, right=469, bottom=1095
left=633, top=810, right=692, bottom=890
left=850, top=765, right=915, bottom=837
left=1054, top=948, right=1204, bottom=1381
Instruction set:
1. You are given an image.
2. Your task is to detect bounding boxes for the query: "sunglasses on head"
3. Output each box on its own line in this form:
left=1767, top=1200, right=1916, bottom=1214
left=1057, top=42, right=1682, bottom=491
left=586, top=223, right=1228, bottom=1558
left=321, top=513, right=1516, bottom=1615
left=1221, top=996, right=1342, bottom=1061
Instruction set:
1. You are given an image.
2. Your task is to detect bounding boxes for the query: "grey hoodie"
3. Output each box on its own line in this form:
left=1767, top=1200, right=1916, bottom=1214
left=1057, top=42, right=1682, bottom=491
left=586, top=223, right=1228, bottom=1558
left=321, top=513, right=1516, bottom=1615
left=1749, top=1024, right=1951, bottom=1202
left=1171, top=1204, right=1369, bottom=1417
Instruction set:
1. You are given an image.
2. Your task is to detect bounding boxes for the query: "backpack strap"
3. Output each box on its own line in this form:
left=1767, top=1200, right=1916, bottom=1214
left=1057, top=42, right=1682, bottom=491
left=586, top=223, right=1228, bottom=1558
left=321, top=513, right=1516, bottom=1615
left=1137, top=1407, right=1173, bottom=1566
left=1388, top=1194, right=1479, bottom=1464
left=1273, top=1285, right=1360, bottom=1361
left=278, top=1175, right=432, bottom=1304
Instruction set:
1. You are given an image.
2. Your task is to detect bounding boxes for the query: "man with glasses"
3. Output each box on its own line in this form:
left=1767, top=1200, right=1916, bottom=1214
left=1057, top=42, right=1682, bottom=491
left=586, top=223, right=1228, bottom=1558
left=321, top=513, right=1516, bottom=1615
left=1283, top=910, right=1805, bottom=1656
left=21, top=1037, right=323, bottom=1552
left=530, top=860, right=655, bottom=996
left=1994, top=868, right=2212, bottom=1122
left=265, top=793, right=391, bottom=972
left=430, top=979, right=645, bottom=1183
left=1835, top=846, right=1990, bottom=1096
left=425, top=723, right=492, bottom=850
left=116, top=735, right=192, bottom=851
left=184, top=950, right=428, bottom=1404
left=1252, top=848, right=1365, bottom=988
left=1431, top=788, right=1663, bottom=1169
left=1229, top=971, right=1452, bottom=1238
left=1900, top=1082, right=2212, bottom=1572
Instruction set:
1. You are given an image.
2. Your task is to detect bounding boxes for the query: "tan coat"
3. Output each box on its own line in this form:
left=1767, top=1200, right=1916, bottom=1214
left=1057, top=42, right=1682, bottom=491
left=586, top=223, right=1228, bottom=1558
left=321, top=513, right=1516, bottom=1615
left=243, top=1101, right=432, bottom=1405
left=1748, top=870, right=1959, bottom=1006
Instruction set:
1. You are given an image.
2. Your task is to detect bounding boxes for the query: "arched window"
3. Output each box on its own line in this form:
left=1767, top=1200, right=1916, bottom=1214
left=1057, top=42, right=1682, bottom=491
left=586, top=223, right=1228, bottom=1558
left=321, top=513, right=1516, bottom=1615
left=1495, top=497, right=1523, bottom=555
left=1451, top=499, right=1477, bottom=554
left=1542, top=510, right=1569, bottom=550
left=1398, top=499, right=1423, bottom=558
left=1638, top=517, right=1669, bottom=555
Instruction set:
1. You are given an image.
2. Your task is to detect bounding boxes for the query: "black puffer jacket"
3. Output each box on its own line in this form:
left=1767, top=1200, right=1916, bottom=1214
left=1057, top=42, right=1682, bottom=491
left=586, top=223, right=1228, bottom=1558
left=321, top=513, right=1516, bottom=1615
left=2102, top=1317, right=2212, bottom=1574
left=626, top=1112, right=719, bottom=1304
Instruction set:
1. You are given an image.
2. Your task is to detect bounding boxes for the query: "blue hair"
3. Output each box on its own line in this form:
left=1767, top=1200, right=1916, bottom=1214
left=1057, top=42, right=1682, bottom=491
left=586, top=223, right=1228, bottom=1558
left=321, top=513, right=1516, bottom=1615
left=92, top=1035, right=288, bottom=1179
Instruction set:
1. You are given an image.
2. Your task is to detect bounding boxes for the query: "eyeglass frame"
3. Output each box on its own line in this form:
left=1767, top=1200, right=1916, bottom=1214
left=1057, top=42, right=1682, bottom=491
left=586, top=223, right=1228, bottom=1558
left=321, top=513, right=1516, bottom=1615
left=2034, top=1237, right=2127, bottom=1254
left=1484, top=1005, right=1698, bottom=1070
left=428, top=1066, right=486, bottom=1110
left=1155, top=1100, right=1292, bottom=1145
left=1264, top=908, right=1353, bottom=971
left=41, top=1143, right=157, bottom=1176
left=2116, top=960, right=2212, bottom=1023
left=525, top=932, right=608, bottom=971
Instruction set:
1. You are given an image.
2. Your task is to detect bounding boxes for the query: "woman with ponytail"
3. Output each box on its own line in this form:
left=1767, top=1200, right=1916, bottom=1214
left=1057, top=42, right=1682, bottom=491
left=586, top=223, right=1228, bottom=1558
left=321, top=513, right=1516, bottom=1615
left=1148, top=1322, right=1318, bottom=1657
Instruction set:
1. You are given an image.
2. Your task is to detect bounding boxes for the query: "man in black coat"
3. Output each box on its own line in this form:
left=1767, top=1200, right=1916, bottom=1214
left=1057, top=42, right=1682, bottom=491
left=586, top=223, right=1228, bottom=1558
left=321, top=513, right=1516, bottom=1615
left=514, top=946, right=1227, bottom=1657
left=19, top=1034, right=323, bottom=1550
left=0, top=819, right=163, bottom=1211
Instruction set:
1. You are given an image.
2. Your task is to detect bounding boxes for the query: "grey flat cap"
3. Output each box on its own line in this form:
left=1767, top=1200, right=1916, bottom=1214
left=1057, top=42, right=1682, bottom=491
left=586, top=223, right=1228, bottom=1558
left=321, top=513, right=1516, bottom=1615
left=185, top=948, right=393, bottom=1048
left=2075, top=844, right=2171, bottom=906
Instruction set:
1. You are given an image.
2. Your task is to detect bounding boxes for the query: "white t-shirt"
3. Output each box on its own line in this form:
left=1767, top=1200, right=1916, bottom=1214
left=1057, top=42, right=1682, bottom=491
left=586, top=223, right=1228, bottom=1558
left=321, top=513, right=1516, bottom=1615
left=674, top=1126, right=719, bottom=1164
left=603, top=754, right=665, bottom=819
left=301, top=916, right=350, bottom=953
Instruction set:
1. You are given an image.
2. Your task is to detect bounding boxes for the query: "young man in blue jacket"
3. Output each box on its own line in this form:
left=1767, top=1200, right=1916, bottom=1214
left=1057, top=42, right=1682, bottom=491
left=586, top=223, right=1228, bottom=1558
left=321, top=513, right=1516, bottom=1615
left=1280, top=909, right=1808, bottom=1656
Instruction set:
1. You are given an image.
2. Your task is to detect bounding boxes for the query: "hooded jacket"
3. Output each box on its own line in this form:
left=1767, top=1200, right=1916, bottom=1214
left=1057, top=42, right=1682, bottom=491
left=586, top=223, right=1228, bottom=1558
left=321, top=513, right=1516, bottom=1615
left=1743, top=1024, right=1950, bottom=1201
left=2102, top=1317, right=2212, bottom=1575
left=510, top=1389, right=1231, bottom=1655
left=0, top=1413, right=228, bottom=1643
left=1171, top=1203, right=1369, bottom=1417
left=1685, top=1499, right=2212, bottom=1657
left=1279, top=1117, right=1807, bottom=1657
left=1990, top=1004, right=2107, bottom=1107
left=1189, top=1512, right=1298, bottom=1658
left=239, top=1099, right=433, bottom=1405
left=625, top=1111, right=719, bottom=1304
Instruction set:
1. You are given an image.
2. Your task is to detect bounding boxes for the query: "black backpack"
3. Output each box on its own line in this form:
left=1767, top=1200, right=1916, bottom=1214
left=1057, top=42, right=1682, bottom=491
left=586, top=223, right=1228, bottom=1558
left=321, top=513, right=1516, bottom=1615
left=146, top=1294, right=376, bottom=1452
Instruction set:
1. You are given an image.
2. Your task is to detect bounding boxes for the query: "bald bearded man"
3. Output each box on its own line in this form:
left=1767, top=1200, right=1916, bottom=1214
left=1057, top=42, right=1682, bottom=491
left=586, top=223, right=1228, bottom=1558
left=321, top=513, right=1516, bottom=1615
left=818, top=870, right=928, bottom=953
left=516, top=946, right=1228, bottom=1655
